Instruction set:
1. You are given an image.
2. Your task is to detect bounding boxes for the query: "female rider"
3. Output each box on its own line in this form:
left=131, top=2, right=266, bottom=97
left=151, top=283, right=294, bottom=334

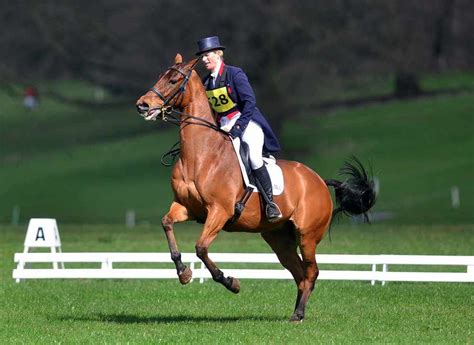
left=196, top=36, right=282, bottom=222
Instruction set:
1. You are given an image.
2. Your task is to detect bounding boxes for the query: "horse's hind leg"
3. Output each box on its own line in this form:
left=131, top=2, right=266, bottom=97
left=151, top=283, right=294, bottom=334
left=290, top=226, right=323, bottom=322
left=261, top=222, right=305, bottom=320
left=162, top=201, right=193, bottom=284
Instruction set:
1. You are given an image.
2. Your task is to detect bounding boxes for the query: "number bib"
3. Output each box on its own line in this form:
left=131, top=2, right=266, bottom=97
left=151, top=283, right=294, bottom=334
left=205, top=86, right=237, bottom=113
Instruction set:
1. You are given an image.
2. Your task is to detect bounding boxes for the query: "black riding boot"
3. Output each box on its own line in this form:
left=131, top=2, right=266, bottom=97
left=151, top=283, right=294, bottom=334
left=253, top=165, right=282, bottom=222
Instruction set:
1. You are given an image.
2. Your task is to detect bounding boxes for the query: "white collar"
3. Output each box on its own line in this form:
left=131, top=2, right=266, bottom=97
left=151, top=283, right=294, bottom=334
left=210, top=60, right=222, bottom=79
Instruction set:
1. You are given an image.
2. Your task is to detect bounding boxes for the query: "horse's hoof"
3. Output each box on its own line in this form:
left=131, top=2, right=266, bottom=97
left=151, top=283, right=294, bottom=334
left=228, top=276, right=240, bottom=294
left=289, top=313, right=304, bottom=323
left=178, top=266, right=192, bottom=285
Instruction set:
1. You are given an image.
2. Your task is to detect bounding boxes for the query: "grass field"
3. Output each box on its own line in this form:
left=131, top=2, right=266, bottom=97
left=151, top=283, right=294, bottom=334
left=285, top=92, right=474, bottom=225
left=1, top=223, right=473, bottom=343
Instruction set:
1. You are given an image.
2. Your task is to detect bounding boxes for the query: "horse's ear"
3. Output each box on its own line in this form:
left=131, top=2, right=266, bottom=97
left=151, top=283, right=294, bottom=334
left=174, top=53, right=183, bottom=64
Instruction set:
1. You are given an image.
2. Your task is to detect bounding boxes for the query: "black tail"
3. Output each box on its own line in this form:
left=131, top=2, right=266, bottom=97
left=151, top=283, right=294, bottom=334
left=325, top=156, right=376, bottom=222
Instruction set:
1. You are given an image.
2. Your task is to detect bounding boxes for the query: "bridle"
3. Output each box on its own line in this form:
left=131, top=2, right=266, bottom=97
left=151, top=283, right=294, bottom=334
left=143, top=60, right=229, bottom=166
left=146, top=61, right=223, bottom=131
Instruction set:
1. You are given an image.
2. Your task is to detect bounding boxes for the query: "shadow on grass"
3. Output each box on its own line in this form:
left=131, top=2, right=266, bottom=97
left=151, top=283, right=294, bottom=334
left=58, top=313, right=287, bottom=324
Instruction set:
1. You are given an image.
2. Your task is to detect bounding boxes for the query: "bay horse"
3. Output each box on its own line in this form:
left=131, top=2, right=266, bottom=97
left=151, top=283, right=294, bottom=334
left=136, top=54, right=376, bottom=322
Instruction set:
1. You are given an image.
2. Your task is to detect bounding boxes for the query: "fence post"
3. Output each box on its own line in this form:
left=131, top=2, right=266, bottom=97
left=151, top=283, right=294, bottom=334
left=12, top=205, right=20, bottom=226
left=371, top=264, right=376, bottom=286
left=190, top=261, right=195, bottom=283
left=382, top=264, right=388, bottom=286
left=467, top=265, right=474, bottom=276
left=451, top=186, right=460, bottom=208
left=126, top=210, right=136, bottom=228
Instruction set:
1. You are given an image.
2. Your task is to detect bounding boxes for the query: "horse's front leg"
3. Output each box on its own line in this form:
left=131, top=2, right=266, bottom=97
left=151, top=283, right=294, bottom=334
left=162, top=201, right=193, bottom=285
left=195, top=205, right=240, bottom=293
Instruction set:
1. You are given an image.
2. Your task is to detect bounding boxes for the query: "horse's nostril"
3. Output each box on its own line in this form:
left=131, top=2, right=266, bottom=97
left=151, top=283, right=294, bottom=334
left=137, top=102, right=149, bottom=114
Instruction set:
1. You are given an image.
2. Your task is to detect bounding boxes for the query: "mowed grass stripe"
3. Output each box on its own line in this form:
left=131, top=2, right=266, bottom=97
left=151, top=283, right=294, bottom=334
left=1, top=280, right=472, bottom=343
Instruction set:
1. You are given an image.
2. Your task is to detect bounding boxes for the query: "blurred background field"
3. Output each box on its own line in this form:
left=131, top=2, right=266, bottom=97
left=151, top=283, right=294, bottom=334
left=1, top=72, right=472, bottom=225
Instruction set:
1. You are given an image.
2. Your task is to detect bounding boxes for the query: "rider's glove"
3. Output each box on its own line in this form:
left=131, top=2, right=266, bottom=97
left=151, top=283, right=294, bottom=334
left=229, top=124, right=242, bottom=139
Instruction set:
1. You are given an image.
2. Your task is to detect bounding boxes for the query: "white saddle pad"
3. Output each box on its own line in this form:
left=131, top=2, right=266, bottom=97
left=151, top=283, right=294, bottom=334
left=231, top=138, right=284, bottom=196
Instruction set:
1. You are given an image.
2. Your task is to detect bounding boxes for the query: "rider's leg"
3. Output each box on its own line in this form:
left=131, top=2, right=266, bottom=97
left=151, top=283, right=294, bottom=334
left=241, top=120, right=264, bottom=170
left=241, top=121, right=282, bottom=222
left=252, top=165, right=282, bottom=221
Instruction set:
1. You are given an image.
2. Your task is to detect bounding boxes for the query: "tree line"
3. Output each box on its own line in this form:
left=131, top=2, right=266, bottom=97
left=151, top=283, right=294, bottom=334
left=1, top=0, right=472, bottom=121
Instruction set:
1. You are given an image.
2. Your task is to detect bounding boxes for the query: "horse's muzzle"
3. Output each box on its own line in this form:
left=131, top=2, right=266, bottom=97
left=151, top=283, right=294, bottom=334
left=136, top=103, right=149, bottom=116
left=137, top=102, right=162, bottom=121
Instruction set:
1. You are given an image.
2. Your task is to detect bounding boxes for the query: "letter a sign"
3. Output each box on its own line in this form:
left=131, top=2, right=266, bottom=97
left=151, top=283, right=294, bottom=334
left=24, top=218, right=61, bottom=248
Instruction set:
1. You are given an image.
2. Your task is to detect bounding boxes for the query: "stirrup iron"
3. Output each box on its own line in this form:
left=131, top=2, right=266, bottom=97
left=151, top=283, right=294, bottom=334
left=266, top=201, right=282, bottom=222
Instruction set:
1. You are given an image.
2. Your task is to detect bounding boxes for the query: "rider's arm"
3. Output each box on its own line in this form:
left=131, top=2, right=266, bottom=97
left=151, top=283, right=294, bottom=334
left=230, top=69, right=258, bottom=137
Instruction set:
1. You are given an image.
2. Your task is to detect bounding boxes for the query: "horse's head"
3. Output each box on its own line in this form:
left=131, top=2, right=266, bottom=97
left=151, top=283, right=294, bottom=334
left=136, top=54, right=199, bottom=121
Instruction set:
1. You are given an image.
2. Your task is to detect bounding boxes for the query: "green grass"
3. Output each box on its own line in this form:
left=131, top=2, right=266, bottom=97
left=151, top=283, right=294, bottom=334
left=1, top=223, right=473, bottom=343
left=1, top=280, right=472, bottom=344
left=0, top=132, right=178, bottom=224
left=284, top=93, right=474, bottom=225
left=0, top=81, right=151, bottom=159
left=421, top=70, right=474, bottom=91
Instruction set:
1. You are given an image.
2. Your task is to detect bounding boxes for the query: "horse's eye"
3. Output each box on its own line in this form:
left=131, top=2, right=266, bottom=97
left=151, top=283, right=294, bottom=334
left=170, top=79, right=178, bottom=85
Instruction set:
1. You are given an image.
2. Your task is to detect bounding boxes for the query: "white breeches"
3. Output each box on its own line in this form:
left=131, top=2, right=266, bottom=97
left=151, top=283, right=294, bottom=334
left=219, top=114, right=264, bottom=170
left=241, top=120, right=264, bottom=170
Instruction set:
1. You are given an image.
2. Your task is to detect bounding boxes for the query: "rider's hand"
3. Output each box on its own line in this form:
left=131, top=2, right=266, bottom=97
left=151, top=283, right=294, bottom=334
left=220, top=124, right=232, bottom=132
left=229, top=124, right=242, bottom=139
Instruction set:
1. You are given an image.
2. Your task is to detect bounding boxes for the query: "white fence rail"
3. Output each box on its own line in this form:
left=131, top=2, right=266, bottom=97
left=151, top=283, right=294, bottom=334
left=13, top=252, right=474, bottom=285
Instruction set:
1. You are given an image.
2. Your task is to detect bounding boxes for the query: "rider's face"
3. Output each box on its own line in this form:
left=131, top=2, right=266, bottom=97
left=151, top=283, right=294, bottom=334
left=202, top=51, right=220, bottom=71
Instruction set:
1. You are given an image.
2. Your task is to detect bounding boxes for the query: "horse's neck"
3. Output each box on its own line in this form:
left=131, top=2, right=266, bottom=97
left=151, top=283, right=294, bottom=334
left=178, top=79, right=229, bottom=172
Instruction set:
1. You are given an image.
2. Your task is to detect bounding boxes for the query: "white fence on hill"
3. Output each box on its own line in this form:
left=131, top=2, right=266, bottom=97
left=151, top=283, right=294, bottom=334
left=13, top=252, right=474, bottom=285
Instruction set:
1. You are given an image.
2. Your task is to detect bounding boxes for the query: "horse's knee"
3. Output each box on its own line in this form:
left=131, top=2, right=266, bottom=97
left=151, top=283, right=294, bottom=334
left=162, top=215, right=172, bottom=229
left=195, top=244, right=208, bottom=259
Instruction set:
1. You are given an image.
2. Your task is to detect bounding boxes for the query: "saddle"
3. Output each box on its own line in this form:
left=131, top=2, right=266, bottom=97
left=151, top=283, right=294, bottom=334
left=239, top=141, right=256, bottom=186
left=228, top=138, right=284, bottom=224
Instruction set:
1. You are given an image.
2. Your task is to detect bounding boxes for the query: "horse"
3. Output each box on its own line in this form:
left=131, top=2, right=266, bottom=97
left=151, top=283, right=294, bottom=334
left=136, top=54, right=376, bottom=322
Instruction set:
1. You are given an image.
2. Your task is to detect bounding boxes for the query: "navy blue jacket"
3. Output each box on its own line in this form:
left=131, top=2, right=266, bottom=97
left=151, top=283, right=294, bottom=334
left=203, top=63, right=281, bottom=153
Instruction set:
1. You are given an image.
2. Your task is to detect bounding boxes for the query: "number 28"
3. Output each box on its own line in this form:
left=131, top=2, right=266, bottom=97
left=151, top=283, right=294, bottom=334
left=208, top=94, right=229, bottom=107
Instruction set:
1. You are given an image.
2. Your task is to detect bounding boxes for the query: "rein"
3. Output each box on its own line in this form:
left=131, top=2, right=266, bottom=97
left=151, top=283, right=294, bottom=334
left=155, top=105, right=223, bottom=132
left=158, top=108, right=229, bottom=167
